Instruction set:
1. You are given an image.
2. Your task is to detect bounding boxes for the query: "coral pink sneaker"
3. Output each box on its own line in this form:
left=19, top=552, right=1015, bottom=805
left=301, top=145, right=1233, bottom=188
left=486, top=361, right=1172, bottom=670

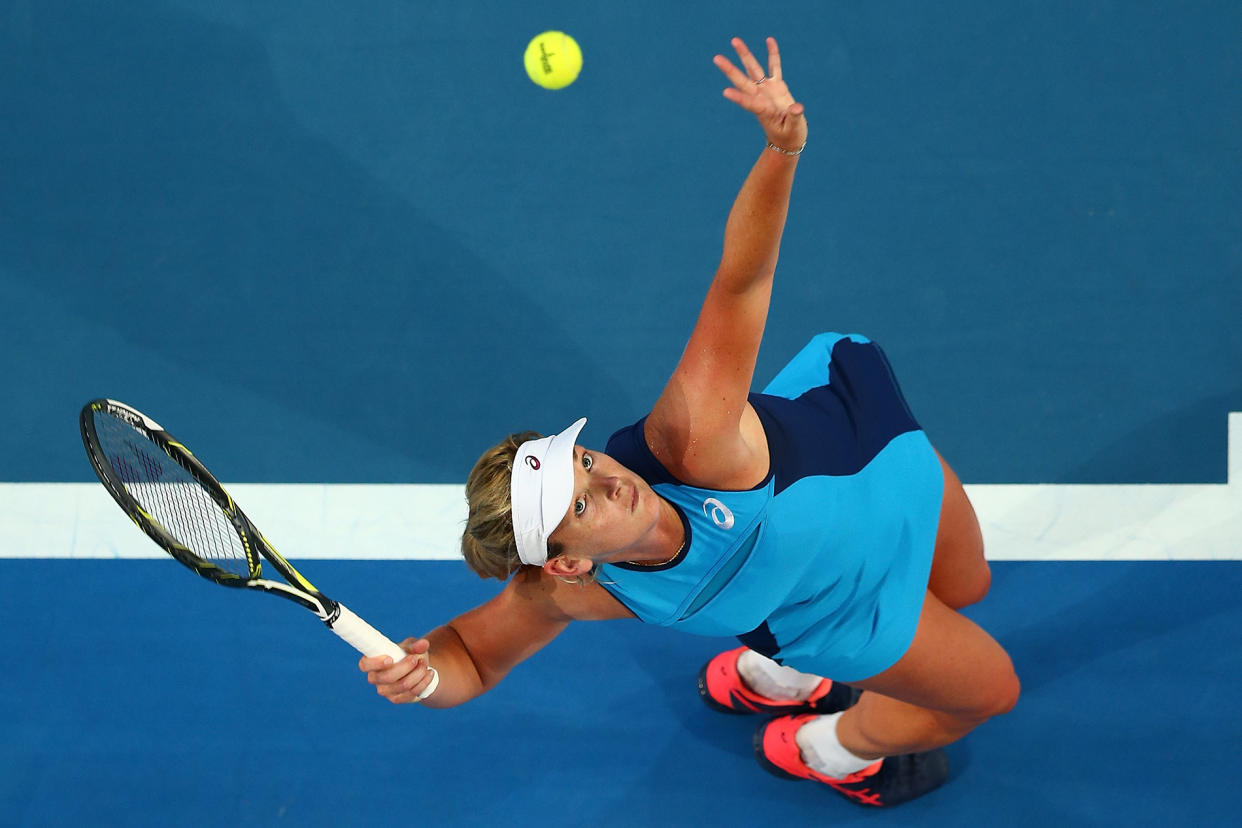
left=754, top=714, right=949, bottom=807
left=697, top=647, right=861, bottom=715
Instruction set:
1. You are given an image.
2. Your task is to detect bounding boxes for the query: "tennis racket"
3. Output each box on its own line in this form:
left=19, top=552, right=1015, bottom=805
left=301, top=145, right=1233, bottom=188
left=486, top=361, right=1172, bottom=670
left=79, top=398, right=438, bottom=697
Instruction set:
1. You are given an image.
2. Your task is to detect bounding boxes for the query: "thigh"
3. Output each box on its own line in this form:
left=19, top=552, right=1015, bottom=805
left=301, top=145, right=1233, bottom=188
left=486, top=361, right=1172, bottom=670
left=927, top=450, right=990, bottom=609
left=853, top=590, right=1018, bottom=719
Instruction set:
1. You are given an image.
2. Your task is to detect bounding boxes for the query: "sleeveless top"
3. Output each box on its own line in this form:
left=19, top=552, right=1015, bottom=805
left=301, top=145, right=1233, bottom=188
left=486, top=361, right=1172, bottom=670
left=597, top=333, right=944, bottom=682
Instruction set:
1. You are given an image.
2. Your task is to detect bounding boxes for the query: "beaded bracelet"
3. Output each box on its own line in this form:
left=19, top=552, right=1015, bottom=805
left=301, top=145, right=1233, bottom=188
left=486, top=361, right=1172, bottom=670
left=766, top=140, right=806, bottom=156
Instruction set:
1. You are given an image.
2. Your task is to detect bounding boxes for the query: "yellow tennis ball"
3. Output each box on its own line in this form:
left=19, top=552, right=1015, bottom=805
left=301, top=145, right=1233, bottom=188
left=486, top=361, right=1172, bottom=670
left=524, top=31, right=582, bottom=90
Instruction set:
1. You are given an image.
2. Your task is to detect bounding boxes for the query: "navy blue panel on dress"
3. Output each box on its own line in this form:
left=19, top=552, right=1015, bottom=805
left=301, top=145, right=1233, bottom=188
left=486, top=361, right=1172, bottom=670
left=605, top=339, right=921, bottom=498
left=752, top=338, right=922, bottom=496
left=737, top=620, right=781, bottom=660
left=604, top=417, right=680, bottom=486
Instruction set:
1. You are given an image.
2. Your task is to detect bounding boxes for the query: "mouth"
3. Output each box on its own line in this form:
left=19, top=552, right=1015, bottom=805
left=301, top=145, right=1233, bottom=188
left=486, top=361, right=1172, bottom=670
left=630, top=485, right=638, bottom=513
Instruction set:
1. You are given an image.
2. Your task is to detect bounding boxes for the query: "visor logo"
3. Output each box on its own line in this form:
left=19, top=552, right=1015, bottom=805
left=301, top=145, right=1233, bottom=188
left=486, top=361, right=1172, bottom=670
left=525, top=457, right=541, bottom=470
left=702, top=498, right=735, bottom=530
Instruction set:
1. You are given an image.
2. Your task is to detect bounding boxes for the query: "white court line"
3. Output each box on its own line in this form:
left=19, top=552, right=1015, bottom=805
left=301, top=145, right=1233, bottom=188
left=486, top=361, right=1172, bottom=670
left=977, top=411, right=1240, bottom=561
left=2, top=414, right=1238, bottom=562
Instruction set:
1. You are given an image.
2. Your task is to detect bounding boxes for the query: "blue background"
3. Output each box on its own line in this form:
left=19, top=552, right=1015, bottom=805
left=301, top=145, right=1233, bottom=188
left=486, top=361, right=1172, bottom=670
left=2, top=0, right=1239, bottom=485
left=2, top=2, right=1240, bottom=825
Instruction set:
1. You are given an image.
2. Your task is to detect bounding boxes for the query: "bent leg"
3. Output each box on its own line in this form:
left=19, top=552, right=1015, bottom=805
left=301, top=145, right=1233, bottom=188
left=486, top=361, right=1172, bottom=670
left=927, top=451, right=990, bottom=610
left=835, top=590, right=1019, bottom=758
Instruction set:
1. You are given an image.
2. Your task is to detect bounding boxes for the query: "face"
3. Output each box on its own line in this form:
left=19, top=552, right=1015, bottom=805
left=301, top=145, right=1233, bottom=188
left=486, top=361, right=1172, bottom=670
left=546, top=447, right=662, bottom=564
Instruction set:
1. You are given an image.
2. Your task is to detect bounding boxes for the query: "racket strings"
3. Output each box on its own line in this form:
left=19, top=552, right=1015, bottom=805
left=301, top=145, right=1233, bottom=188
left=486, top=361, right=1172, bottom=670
left=95, top=414, right=252, bottom=578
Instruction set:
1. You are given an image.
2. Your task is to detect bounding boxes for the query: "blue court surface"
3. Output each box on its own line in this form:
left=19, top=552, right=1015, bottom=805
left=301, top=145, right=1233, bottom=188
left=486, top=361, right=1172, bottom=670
left=3, top=2, right=1241, bottom=826
left=2, top=560, right=1241, bottom=826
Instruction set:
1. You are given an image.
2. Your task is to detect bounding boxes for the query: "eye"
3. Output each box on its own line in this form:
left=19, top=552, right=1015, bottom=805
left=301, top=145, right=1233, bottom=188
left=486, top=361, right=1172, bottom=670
left=574, top=495, right=587, bottom=516
left=581, top=453, right=593, bottom=471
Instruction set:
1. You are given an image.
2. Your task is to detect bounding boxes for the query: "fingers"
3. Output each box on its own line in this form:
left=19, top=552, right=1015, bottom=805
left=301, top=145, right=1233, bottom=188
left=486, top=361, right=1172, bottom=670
left=714, top=36, right=794, bottom=110
left=712, top=52, right=752, bottom=91
left=721, top=86, right=763, bottom=116
left=363, top=654, right=435, bottom=703
left=715, top=35, right=805, bottom=149
left=360, top=653, right=407, bottom=681
left=766, top=37, right=782, bottom=81
left=713, top=36, right=770, bottom=91
left=357, top=637, right=427, bottom=672
left=730, top=37, right=767, bottom=83
left=385, top=664, right=436, bottom=705
left=722, top=84, right=800, bottom=122
left=716, top=36, right=781, bottom=84
left=359, top=638, right=435, bottom=704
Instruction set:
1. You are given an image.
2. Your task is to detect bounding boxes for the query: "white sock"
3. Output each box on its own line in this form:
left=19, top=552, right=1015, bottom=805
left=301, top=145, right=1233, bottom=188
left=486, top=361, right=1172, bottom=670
left=736, top=649, right=824, bottom=701
left=794, top=712, right=880, bottom=779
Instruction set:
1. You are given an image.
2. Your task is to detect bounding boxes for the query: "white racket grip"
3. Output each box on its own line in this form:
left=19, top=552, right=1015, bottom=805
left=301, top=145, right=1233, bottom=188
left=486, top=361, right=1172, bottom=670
left=331, top=603, right=439, bottom=700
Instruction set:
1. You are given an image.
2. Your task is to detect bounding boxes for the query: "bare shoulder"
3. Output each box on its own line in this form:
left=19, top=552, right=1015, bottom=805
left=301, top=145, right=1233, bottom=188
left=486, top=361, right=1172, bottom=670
left=644, top=400, right=769, bottom=490
left=508, top=566, right=637, bottom=622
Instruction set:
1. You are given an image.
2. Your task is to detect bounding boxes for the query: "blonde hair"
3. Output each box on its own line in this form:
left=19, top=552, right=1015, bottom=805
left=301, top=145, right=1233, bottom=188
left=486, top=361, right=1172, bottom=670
left=461, top=431, right=560, bottom=580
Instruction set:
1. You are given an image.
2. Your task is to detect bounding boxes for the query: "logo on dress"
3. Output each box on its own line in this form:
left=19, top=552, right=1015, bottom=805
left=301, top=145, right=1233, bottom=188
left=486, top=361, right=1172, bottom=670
left=702, top=497, right=735, bottom=530
left=525, top=457, right=541, bottom=470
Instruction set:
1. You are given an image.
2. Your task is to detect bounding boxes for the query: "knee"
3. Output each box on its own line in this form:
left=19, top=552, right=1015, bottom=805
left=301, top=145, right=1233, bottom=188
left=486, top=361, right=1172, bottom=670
left=990, top=666, right=1021, bottom=718
left=936, top=644, right=1020, bottom=727
left=936, top=557, right=992, bottom=610
left=964, top=661, right=1021, bottom=723
left=963, top=560, right=992, bottom=607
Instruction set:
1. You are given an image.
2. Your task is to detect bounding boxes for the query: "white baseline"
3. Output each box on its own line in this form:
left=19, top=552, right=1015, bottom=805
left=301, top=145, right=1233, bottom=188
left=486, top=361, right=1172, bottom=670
left=3, top=414, right=1238, bottom=562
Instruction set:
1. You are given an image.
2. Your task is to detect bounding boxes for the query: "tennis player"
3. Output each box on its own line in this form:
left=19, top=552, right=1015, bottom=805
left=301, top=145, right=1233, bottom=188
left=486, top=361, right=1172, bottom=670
left=360, top=36, right=1018, bottom=808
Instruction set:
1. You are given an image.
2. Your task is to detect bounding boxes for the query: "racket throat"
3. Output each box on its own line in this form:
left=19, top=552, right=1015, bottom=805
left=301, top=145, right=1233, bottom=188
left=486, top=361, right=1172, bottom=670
left=320, top=601, right=345, bottom=627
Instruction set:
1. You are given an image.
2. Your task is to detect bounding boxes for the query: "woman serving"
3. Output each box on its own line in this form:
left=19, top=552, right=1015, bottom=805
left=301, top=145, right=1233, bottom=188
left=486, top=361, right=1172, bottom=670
left=361, top=36, right=1019, bottom=808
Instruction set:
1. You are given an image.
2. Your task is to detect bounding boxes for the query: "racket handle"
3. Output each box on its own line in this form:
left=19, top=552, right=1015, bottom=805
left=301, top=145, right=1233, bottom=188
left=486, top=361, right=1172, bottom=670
left=330, top=603, right=440, bottom=700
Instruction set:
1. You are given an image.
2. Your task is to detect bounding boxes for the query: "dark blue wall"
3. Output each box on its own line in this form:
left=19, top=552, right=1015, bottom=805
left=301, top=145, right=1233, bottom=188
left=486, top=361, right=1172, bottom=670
left=3, top=1, right=1239, bottom=484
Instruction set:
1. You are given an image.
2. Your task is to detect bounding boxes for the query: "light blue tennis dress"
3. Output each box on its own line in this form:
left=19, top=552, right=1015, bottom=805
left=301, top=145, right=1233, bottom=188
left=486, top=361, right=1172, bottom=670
left=598, top=333, right=944, bottom=682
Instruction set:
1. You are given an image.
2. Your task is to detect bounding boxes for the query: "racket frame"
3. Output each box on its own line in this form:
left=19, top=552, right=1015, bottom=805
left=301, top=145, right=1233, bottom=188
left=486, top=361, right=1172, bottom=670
left=80, top=398, right=437, bottom=693
left=80, top=399, right=337, bottom=614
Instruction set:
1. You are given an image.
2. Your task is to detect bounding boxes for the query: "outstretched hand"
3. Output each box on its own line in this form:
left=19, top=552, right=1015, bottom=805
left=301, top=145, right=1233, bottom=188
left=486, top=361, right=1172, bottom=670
left=714, top=37, right=807, bottom=153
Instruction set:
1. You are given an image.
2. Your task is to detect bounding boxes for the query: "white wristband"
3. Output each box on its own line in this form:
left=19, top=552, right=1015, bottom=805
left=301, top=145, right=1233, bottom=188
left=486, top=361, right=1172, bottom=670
left=417, top=666, right=440, bottom=700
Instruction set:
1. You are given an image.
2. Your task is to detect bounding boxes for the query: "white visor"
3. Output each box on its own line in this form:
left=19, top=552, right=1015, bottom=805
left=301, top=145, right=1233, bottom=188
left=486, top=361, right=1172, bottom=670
left=511, top=417, right=588, bottom=567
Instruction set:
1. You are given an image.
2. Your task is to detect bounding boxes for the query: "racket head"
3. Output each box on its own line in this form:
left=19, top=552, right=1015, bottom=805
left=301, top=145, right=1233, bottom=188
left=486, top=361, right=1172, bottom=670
left=80, top=398, right=262, bottom=586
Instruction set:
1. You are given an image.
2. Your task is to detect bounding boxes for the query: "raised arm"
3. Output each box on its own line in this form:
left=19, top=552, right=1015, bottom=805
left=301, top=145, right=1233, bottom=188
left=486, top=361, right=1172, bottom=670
left=646, top=37, right=807, bottom=488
